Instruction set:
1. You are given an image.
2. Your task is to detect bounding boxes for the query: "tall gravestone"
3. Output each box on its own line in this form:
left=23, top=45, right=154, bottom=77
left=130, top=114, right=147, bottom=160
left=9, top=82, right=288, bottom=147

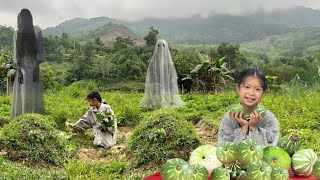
left=11, top=9, right=45, bottom=119
left=140, top=39, right=185, bottom=109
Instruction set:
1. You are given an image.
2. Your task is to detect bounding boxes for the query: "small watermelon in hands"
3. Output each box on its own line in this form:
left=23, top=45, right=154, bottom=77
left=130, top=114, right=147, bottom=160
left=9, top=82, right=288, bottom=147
left=291, top=149, right=318, bottom=177
left=230, top=104, right=266, bottom=120
left=189, top=144, right=223, bottom=174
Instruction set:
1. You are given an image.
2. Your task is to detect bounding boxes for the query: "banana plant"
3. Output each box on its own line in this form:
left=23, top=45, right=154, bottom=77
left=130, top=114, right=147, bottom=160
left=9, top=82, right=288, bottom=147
left=182, top=53, right=234, bottom=93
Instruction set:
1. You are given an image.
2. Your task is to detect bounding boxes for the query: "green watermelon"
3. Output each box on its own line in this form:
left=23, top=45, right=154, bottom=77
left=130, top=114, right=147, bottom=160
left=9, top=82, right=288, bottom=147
left=271, top=167, right=289, bottom=180
left=160, top=158, right=190, bottom=180
left=238, top=139, right=264, bottom=166
left=263, top=146, right=291, bottom=169
left=189, top=144, right=223, bottom=174
left=277, top=133, right=300, bottom=156
left=291, top=149, right=318, bottom=177
left=216, top=141, right=238, bottom=165
left=210, top=167, right=230, bottom=180
left=224, top=160, right=242, bottom=172
left=313, top=160, right=320, bottom=179
left=245, top=161, right=272, bottom=180
left=187, top=164, right=209, bottom=180
left=230, top=104, right=267, bottom=119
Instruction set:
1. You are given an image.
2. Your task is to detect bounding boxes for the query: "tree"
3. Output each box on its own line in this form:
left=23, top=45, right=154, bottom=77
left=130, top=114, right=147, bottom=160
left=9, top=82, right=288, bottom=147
left=113, top=37, right=134, bottom=51
left=217, top=42, right=246, bottom=70
left=143, top=26, right=159, bottom=47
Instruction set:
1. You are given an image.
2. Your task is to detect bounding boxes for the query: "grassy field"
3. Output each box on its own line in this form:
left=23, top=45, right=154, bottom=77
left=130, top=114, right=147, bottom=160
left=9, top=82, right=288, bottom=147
left=0, top=82, right=319, bottom=179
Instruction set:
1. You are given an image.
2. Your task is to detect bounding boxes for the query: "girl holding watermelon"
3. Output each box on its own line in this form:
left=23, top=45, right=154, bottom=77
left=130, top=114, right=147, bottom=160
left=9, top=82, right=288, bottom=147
left=218, top=68, right=279, bottom=148
left=67, top=91, right=117, bottom=149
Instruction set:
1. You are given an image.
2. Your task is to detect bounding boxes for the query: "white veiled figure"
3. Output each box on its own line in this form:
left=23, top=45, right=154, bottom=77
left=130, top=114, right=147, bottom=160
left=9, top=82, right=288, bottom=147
left=140, top=39, right=185, bottom=108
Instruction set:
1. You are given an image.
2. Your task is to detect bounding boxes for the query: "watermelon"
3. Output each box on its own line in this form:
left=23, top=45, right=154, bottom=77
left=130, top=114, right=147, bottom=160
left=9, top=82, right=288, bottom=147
left=291, top=149, right=318, bottom=177
left=210, top=167, right=230, bottom=180
left=245, top=161, right=272, bottom=180
left=313, top=160, right=320, bottom=179
left=189, top=144, right=223, bottom=174
left=160, top=158, right=190, bottom=180
left=263, top=146, right=291, bottom=169
left=188, top=164, right=209, bottom=180
left=224, top=160, right=242, bottom=173
left=230, top=104, right=266, bottom=120
left=277, top=133, right=300, bottom=156
left=216, top=141, right=238, bottom=165
left=271, top=167, right=289, bottom=180
left=237, top=139, right=264, bottom=166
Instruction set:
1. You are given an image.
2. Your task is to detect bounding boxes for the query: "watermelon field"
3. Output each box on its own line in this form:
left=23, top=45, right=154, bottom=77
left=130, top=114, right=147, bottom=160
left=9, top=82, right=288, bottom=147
left=0, top=81, right=319, bottom=179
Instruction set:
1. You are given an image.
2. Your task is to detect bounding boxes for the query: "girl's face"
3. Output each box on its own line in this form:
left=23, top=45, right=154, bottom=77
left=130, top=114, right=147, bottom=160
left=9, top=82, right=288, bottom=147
left=236, top=76, right=265, bottom=108
left=87, top=98, right=99, bottom=107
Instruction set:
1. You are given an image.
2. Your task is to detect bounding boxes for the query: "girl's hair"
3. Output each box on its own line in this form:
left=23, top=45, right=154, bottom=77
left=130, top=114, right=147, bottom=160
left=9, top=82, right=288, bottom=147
left=237, top=68, right=267, bottom=92
left=86, top=91, right=103, bottom=102
left=16, top=9, right=37, bottom=59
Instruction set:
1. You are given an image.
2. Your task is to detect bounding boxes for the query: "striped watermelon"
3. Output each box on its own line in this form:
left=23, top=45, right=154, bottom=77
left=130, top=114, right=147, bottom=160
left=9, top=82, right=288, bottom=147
left=216, top=141, right=238, bottom=165
left=188, top=164, right=209, bottom=180
left=277, top=133, right=300, bottom=156
left=291, top=149, right=318, bottom=177
left=271, top=167, right=289, bottom=180
left=230, top=104, right=266, bottom=120
left=238, top=139, right=264, bottom=166
left=312, top=160, right=320, bottom=179
left=263, top=146, right=291, bottom=169
left=245, top=161, right=272, bottom=180
left=160, top=158, right=190, bottom=180
left=189, top=144, right=223, bottom=174
left=210, top=167, right=230, bottom=180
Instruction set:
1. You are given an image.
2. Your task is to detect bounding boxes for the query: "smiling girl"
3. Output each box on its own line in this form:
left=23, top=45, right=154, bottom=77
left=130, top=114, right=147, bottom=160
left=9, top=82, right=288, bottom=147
left=218, top=69, right=279, bottom=147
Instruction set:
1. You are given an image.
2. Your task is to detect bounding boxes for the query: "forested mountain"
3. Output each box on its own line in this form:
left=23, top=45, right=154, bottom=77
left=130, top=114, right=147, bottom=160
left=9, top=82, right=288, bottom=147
left=124, top=6, right=320, bottom=44
left=41, top=6, right=320, bottom=45
left=43, top=17, right=120, bottom=36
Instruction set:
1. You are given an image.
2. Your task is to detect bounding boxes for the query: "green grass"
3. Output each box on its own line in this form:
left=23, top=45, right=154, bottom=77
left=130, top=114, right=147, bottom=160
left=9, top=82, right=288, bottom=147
left=0, top=83, right=319, bottom=178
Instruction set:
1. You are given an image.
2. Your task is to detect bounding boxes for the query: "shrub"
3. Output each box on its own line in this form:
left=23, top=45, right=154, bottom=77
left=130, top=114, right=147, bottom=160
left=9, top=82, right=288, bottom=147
left=128, top=109, right=201, bottom=167
left=0, top=95, right=11, bottom=127
left=0, top=114, right=75, bottom=166
left=64, top=159, right=126, bottom=179
left=0, top=156, right=66, bottom=179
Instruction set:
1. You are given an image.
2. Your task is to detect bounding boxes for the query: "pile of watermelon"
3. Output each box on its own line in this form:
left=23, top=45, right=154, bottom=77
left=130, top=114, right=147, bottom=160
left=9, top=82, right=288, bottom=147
left=159, top=133, right=320, bottom=180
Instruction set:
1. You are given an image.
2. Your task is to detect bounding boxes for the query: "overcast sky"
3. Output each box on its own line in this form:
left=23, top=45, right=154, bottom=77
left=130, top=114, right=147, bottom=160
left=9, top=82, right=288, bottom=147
left=1, top=0, right=320, bottom=29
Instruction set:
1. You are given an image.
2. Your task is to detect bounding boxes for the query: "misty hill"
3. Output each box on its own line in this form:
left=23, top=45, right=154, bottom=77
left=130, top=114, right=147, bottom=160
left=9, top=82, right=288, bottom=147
left=85, top=22, right=145, bottom=45
left=43, top=17, right=144, bottom=45
left=241, top=26, right=320, bottom=60
left=124, top=6, right=320, bottom=44
left=43, top=6, right=320, bottom=45
left=43, top=17, right=120, bottom=36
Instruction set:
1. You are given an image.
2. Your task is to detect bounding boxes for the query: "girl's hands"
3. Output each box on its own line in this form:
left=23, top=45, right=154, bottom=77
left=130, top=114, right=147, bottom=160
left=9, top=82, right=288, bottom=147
left=248, top=110, right=263, bottom=132
left=229, top=111, right=249, bottom=135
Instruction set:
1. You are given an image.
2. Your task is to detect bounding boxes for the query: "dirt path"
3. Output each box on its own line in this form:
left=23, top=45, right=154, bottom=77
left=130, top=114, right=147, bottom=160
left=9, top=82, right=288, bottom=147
left=76, top=126, right=132, bottom=163
left=195, top=120, right=218, bottom=146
